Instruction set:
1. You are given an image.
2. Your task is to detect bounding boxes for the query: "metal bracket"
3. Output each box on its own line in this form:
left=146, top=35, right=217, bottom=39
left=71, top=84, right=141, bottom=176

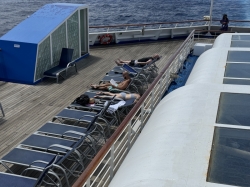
left=170, top=73, right=179, bottom=79
left=142, top=26, right=145, bottom=35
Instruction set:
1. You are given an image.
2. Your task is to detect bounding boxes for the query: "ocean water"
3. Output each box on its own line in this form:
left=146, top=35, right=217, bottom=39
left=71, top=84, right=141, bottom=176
left=0, top=0, right=250, bottom=37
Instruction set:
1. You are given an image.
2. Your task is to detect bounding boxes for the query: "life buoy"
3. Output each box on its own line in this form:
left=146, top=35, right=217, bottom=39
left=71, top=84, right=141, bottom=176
left=99, top=34, right=113, bottom=44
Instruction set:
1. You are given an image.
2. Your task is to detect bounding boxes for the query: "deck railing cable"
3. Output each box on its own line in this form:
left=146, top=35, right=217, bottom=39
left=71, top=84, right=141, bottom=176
left=73, top=30, right=195, bottom=187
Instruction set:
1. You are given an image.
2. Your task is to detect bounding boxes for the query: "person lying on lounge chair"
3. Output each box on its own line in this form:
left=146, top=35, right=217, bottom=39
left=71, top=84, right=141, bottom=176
left=94, top=92, right=140, bottom=103
left=115, top=54, right=160, bottom=67
left=90, top=71, right=131, bottom=91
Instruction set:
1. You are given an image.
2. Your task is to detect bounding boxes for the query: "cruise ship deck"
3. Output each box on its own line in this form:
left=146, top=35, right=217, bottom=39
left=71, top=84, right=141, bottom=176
left=0, top=39, right=187, bottom=165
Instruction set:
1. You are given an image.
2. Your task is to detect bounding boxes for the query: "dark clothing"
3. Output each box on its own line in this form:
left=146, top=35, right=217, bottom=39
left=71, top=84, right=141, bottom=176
left=129, top=60, right=136, bottom=66
left=138, top=57, right=153, bottom=62
left=220, top=18, right=229, bottom=31
left=129, top=57, right=153, bottom=67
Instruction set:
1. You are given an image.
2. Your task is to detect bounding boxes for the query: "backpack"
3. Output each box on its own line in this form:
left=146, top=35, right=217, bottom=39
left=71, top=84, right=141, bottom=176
left=75, top=94, right=90, bottom=106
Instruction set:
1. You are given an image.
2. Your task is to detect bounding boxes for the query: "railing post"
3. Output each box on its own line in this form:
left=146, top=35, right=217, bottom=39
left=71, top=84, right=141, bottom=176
left=127, top=121, right=132, bottom=152
left=86, top=177, right=90, bottom=187
left=109, top=145, right=115, bottom=180
left=178, top=52, right=183, bottom=72
left=160, top=74, right=167, bottom=98
left=140, top=103, right=145, bottom=127
left=158, top=78, right=163, bottom=99
left=150, top=90, right=155, bottom=111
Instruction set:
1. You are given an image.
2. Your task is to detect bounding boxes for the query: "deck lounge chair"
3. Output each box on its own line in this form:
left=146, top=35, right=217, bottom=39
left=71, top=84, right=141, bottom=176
left=0, top=172, right=38, bottom=187
left=82, top=91, right=136, bottom=123
left=68, top=95, right=118, bottom=126
left=1, top=134, right=90, bottom=185
left=84, top=91, right=135, bottom=108
left=0, top=156, right=62, bottom=187
left=0, top=147, right=69, bottom=186
left=19, top=134, right=86, bottom=176
left=89, top=75, right=139, bottom=94
left=20, top=133, right=84, bottom=155
left=43, top=48, right=77, bottom=83
left=53, top=109, right=100, bottom=125
left=27, top=114, right=100, bottom=158
left=101, top=64, right=140, bottom=82
left=53, top=99, right=115, bottom=137
left=122, top=63, right=148, bottom=89
left=113, top=56, right=160, bottom=82
left=36, top=122, right=97, bottom=158
left=101, top=63, right=150, bottom=94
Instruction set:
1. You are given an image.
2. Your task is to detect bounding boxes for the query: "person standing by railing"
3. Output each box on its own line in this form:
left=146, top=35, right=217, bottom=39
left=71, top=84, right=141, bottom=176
left=220, top=14, right=229, bottom=31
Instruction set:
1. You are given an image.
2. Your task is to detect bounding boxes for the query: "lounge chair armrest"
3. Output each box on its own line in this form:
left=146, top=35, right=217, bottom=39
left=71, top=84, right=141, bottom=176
left=69, top=105, right=94, bottom=112
left=82, top=105, right=103, bottom=111
left=21, top=167, right=44, bottom=176
left=29, top=160, right=49, bottom=168
left=47, top=144, right=72, bottom=152
left=79, top=114, right=95, bottom=121
left=62, top=130, right=86, bottom=138
left=67, top=60, right=76, bottom=68
left=90, top=106, right=103, bottom=110
left=95, top=103, right=105, bottom=107
left=26, top=160, right=49, bottom=168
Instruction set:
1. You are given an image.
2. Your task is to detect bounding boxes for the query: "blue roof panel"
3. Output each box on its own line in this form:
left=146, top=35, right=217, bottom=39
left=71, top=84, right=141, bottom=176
left=0, top=3, right=85, bottom=44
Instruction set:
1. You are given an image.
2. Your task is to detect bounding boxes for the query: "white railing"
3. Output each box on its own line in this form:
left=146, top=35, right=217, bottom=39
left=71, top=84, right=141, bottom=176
left=73, top=30, right=195, bottom=187
left=89, top=20, right=250, bottom=33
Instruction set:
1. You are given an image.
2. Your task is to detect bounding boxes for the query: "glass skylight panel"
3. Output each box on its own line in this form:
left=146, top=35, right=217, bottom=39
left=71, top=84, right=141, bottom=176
left=232, top=35, right=250, bottom=40
left=207, top=127, right=250, bottom=187
left=223, top=78, right=250, bottom=85
left=227, top=51, right=250, bottom=62
left=231, top=41, right=250, bottom=47
left=216, top=92, right=250, bottom=126
left=224, top=63, right=250, bottom=78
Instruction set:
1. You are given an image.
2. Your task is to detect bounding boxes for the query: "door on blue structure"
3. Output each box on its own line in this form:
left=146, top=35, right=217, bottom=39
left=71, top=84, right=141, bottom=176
left=80, top=9, right=89, bottom=56
left=67, top=11, right=80, bottom=61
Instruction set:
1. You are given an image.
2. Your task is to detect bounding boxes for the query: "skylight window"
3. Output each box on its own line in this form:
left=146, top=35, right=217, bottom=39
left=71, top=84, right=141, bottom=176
left=207, top=127, right=250, bottom=187
left=231, top=41, right=250, bottom=48
left=232, top=35, right=250, bottom=40
left=227, top=51, right=250, bottom=62
left=216, top=92, right=250, bottom=126
left=224, top=63, right=250, bottom=78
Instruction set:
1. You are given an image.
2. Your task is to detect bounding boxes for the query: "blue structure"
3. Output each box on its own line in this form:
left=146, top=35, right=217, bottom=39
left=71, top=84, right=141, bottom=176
left=0, top=3, right=89, bottom=84
left=162, top=55, right=198, bottom=98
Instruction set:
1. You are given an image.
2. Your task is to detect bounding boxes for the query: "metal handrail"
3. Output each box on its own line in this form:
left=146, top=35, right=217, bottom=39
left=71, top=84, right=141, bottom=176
left=89, top=20, right=206, bottom=28
left=73, top=30, right=195, bottom=187
left=89, top=19, right=250, bottom=29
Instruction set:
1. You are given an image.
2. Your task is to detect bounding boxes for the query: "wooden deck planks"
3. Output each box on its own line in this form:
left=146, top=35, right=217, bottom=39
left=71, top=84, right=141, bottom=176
left=0, top=39, right=185, bottom=166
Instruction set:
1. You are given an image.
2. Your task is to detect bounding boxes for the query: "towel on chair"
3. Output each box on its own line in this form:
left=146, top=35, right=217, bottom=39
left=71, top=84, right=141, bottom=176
left=108, top=100, right=126, bottom=113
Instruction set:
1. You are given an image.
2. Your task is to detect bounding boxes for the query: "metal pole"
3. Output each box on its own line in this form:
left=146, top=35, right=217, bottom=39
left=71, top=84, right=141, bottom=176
left=208, top=0, right=214, bottom=31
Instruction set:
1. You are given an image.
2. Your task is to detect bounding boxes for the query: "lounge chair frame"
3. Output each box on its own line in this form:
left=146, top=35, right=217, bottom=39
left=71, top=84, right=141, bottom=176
left=43, top=48, right=77, bottom=83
